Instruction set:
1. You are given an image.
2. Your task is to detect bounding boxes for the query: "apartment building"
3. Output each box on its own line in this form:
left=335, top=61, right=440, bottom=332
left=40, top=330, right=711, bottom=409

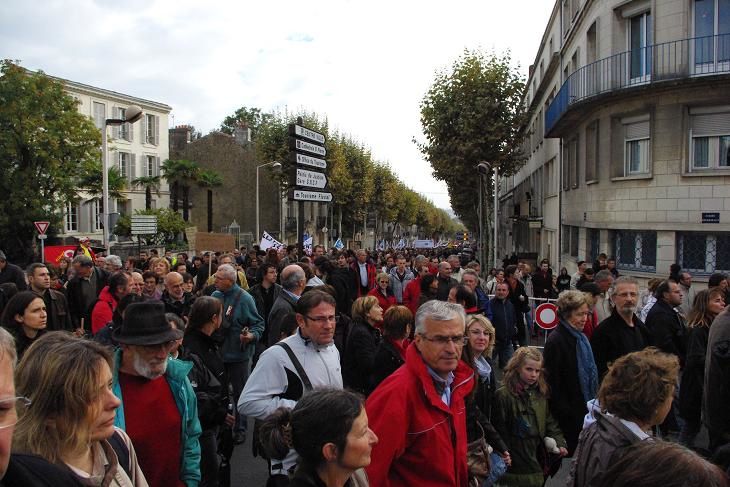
left=501, top=0, right=730, bottom=280
left=59, top=77, right=171, bottom=241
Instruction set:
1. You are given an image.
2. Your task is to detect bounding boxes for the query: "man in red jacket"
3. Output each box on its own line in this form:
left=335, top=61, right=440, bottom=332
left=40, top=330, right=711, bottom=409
left=366, top=300, right=474, bottom=487
left=403, top=260, right=429, bottom=315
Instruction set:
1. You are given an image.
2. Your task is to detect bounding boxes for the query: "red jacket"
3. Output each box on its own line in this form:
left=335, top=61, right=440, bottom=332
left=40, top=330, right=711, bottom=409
left=368, top=287, right=397, bottom=315
left=366, top=342, right=475, bottom=487
left=351, top=261, right=377, bottom=297
left=402, top=276, right=422, bottom=315
left=91, top=286, right=118, bottom=334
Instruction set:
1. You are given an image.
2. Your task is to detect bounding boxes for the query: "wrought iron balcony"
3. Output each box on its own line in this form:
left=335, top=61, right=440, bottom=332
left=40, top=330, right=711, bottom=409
left=545, top=33, right=730, bottom=136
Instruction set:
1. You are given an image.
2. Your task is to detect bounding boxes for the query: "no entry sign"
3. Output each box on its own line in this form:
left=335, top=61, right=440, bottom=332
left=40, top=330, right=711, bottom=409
left=535, top=303, right=559, bottom=330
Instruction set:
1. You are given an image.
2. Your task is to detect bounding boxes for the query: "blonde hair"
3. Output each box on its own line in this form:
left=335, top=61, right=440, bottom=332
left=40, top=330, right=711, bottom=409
left=502, top=347, right=549, bottom=397
left=463, top=314, right=496, bottom=358
left=351, top=296, right=379, bottom=322
left=13, top=332, right=113, bottom=464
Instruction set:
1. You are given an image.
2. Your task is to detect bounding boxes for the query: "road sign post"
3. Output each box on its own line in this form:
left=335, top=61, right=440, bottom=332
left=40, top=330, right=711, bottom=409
left=288, top=118, right=331, bottom=256
left=34, top=221, right=50, bottom=263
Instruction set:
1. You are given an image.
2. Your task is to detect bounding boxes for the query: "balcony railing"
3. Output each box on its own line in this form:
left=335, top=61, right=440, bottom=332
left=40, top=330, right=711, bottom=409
left=545, top=34, right=730, bottom=135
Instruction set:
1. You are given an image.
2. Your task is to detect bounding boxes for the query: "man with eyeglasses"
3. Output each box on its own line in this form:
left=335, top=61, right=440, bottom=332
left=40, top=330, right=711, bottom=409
left=591, top=276, right=651, bottom=380
left=240, top=290, right=343, bottom=482
left=111, top=301, right=202, bottom=487
left=366, top=300, right=474, bottom=487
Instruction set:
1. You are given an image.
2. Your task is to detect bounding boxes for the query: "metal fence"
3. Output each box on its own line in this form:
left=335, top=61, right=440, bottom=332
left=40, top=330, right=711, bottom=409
left=546, top=33, right=730, bottom=134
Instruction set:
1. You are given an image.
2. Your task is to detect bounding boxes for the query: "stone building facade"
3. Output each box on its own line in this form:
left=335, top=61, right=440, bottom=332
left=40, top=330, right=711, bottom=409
left=501, top=0, right=730, bottom=281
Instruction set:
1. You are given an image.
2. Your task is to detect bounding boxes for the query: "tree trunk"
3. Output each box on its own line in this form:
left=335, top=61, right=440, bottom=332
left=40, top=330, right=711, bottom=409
left=182, top=185, right=190, bottom=222
left=171, top=182, right=179, bottom=212
left=145, top=187, right=152, bottom=210
left=207, top=189, right=213, bottom=233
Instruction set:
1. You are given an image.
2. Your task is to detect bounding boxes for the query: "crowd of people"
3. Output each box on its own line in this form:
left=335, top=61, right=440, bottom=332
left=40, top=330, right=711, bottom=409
left=0, top=244, right=729, bottom=486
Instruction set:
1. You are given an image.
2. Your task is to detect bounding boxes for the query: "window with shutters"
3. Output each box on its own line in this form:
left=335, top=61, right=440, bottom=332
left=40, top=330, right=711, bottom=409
left=65, top=202, right=78, bottom=233
left=145, top=114, right=159, bottom=145
left=623, top=115, right=650, bottom=175
left=93, top=102, right=105, bottom=130
left=119, top=152, right=129, bottom=179
left=90, top=199, right=103, bottom=232
left=690, top=109, right=730, bottom=170
left=585, top=121, right=599, bottom=182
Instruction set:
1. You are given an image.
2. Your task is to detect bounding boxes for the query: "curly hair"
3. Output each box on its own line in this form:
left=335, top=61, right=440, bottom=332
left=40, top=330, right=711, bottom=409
left=502, top=347, right=549, bottom=397
left=556, top=289, right=590, bottom=318
left=598, top=347, right=679, bottom=425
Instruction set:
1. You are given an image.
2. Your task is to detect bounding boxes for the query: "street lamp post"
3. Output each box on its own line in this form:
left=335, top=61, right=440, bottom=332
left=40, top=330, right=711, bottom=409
left=256, top=161, right=282, bottom=241
left=101, top=105, right=143, bottom=253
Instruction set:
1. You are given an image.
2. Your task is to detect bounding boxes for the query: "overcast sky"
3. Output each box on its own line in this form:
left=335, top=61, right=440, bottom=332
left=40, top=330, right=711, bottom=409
left=1, top=0, right=555, bottom=210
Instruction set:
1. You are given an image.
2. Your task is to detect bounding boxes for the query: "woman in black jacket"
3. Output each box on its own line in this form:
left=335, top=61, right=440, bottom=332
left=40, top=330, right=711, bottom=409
left=316, top=255, right=355, bottom=319
left=342, top=296, right=383, bottom=396
left=543, top=290, right=599, bottom=455
left=183, top=296, right=234, bottom=487
left=678, top=288, right=726, bottom=447
left=371, top=305, right=412, bottom=389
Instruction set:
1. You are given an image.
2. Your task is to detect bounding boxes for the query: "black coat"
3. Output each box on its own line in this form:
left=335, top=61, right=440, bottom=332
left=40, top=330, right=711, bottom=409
left=436, top=275, right=458, bottom=301
left=327, top=268, right=355, bottom=317
left=507, top=279, right=530, bottom=314
left=1, top=453, right=83, bottom=487
left=161, top=291, right=196, bottom=320
left=182, top=329, right=229, bottom=430
left=0, top=262, right=27, bottom=291
left=645, top=299, right=687, bottom=366
left=489, top=297, right=517, bottom=344
left=679, top=325, right=710, bottom=423
left=591, top=311, right=650, bottom=380
left=66, top=267, right=109, bottom=330
left=342, top=318, right=382, bottom=395
left=543, top=322, right=588, bottom=454
left=371, top=338, right=406, bottom=390
left=267, top=292, right=298, bottom=346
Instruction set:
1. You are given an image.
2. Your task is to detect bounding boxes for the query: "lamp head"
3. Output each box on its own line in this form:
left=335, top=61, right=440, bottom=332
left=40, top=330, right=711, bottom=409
left=272, top=162, right=282, bottom=170
left=125, top=105, right=143, bottom=124
left=477, top=162, right=491, bottom=175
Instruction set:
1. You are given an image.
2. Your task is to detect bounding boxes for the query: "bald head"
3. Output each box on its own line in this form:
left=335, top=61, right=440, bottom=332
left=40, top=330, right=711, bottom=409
left=281, top=264, right=306, bottom=294
left=164, top=271, right=185, bottom=300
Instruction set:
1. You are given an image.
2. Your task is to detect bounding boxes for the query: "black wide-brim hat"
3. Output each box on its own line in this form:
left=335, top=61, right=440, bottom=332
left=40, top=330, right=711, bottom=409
left=113, top=301, right=183, bottom=345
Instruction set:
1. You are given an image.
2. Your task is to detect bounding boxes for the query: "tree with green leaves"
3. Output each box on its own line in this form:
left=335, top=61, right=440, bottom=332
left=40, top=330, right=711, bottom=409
left=0, top=60, right=102, bottom=262
left=162, top=159, right=200, bottom=222
left=418, top=50, right=527, bottom=263
left=197, top=169, right=223, bottom=232
left=219, top=106, right=270, bottom=137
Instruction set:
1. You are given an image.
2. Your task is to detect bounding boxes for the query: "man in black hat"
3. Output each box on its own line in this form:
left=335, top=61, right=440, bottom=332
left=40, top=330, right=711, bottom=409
left=111, top=301, right=201, bottom=487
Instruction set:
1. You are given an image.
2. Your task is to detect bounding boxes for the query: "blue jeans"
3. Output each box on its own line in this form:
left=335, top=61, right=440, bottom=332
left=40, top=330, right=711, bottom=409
left=483, top=452, right=507, bottom=487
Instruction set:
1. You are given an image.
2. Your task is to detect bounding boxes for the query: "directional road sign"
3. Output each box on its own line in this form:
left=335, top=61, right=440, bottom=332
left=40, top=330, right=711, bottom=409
left=289, top=189, right=333, bottom=202
left=131, top=215, right=158, bottom=236
left=290, top=138, right=327, bottom=157
left=289, top=124, right=326, bottom=145
left=290, top=152, right=327, bottom=170
left=34, top=221, right=50, bottom=235
left=294, top=168, right=328, bottom=189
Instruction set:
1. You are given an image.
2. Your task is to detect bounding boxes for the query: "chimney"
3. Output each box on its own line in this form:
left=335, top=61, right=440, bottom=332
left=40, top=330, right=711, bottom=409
left=169, top=125, right=192, bottom=156
left=233, top=122, right=251, bottom=146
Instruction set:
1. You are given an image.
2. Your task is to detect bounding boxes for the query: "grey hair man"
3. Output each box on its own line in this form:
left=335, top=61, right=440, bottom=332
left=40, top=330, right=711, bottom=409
left=593, top=269, right=615, bottom=323
left=678, top=271, right=696, bottom=315
left=365, top=300, right=474, bottom=486
left=590, top=276, right=650, bottom=379
left=266, top=265, right=306, bottom=346
left=104, top=255, right=123, bottom=273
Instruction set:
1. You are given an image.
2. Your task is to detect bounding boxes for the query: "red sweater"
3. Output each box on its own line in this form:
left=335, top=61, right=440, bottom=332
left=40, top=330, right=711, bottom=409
left=402, top=277, right=422, bottom=315
left=91, top=286, right=117, bottom=334
left=118, top=372, right=184, bottom=487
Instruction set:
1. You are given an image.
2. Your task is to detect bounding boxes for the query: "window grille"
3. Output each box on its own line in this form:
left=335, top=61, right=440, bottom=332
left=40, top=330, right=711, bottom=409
left=614, top=230, right=656, bottom=271
left=677, top=232, right=730, bottom=274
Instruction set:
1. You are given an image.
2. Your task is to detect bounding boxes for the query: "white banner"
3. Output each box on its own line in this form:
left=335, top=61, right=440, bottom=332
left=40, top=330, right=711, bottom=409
left=260, top=231, right=284, bottom=251
left=413, top=239, right=435, bottom=249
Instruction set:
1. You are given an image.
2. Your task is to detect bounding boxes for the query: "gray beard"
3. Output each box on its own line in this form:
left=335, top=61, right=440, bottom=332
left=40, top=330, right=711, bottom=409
left=132, top=353, right=167, bottom=380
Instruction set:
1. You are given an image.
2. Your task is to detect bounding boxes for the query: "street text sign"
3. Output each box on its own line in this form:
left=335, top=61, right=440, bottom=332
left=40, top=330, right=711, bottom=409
left=295, top=168, right=328, bottom=189
left=291, top=138, right=327, bottom=157
left=290, top=152, right=327, bottom=170
left=289, top=124, right=326, bottom=145
left=290, top=189, right=333, bottom=202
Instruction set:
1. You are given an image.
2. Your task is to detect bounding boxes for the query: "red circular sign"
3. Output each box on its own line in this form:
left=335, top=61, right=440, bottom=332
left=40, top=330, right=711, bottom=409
left=535, top=303, right=559, bottom=330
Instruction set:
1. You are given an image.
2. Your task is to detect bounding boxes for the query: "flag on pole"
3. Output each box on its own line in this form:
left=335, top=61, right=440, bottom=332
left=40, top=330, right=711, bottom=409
left=260, top=231, right=284, bottom=251
left=303, top=234, right=313, bottom=255
left=334, top=238, right=344, bottom=250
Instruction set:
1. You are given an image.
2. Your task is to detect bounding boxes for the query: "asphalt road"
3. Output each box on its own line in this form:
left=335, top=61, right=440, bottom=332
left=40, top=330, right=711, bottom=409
left=229, top=419, right=270, bottom=486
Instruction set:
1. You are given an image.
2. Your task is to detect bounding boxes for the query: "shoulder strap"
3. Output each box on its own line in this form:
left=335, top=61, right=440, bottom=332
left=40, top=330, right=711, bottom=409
left=108, top=429, right=131, bottom=478
left=275, top=342, right=313, bottom=391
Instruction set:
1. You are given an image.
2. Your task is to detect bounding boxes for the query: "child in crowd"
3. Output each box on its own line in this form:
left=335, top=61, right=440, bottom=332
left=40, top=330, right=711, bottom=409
left=493, top=347, right=568, bottom=487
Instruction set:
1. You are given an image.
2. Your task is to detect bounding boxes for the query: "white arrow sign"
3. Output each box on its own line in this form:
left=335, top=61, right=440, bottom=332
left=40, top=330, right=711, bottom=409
left=294, top=153, right=327, bottom=170
left=296, top=168, right=327, bottom=189
left=292, top=124, right=326, bottom=144
left=294, top=139, right=326, bottom=157
left=292, top=189, right=333, bottom=202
